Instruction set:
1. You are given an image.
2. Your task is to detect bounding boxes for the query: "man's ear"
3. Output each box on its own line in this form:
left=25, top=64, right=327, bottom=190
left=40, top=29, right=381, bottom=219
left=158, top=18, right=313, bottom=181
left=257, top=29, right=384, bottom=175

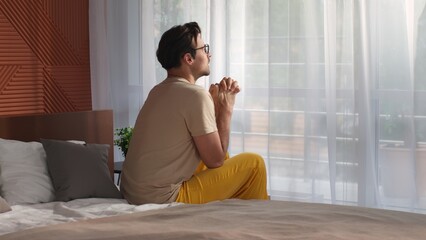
left=183, top=53, right=194, bottom=64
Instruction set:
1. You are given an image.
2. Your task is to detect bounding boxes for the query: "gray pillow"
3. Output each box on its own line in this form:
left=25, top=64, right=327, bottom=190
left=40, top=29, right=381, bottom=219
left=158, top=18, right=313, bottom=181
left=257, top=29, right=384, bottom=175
left=41, top=139, right=122, bottom=201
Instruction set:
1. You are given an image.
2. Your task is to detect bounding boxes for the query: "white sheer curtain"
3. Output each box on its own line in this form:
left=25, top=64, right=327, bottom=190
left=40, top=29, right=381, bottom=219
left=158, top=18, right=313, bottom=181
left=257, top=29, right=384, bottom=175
left=90, top=0, right=426, bottom=213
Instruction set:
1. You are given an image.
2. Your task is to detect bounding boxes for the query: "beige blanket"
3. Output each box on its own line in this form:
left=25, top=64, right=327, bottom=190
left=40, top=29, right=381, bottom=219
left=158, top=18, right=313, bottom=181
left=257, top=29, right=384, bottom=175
left=2, top=199, right=426, bottom=240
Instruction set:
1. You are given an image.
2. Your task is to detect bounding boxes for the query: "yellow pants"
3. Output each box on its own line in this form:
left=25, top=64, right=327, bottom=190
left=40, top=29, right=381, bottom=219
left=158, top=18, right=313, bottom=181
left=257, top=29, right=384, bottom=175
left=175, top=152, right=268, bottom=204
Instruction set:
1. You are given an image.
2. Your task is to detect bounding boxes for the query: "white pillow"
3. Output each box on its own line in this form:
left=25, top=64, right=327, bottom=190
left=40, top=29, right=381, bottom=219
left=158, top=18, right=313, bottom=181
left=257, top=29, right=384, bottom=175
left=0, top=138, right=55, bottom=205
left=0, top=196, right=12, bottom=213
left=0, top=196, right=11, bottom=213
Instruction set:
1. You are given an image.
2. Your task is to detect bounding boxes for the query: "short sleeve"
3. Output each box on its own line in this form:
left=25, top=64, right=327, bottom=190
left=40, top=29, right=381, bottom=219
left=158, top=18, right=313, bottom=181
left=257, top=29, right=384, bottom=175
left=184, top=88, right=217, bottom=136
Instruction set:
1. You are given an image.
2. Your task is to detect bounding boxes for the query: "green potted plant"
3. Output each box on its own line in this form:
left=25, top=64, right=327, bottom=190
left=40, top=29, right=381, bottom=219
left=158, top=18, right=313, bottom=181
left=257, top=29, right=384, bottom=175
left=114, top=127, right=134, bottom=157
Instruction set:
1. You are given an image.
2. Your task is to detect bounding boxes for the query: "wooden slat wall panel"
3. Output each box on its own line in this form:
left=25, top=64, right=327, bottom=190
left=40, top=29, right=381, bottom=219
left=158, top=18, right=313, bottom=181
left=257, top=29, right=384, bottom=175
left=0, top=0, right=91, bottom=116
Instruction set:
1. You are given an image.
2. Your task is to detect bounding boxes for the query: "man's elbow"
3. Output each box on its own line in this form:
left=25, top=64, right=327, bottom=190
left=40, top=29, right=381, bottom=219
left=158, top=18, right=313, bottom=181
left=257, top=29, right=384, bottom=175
left=205, top=159, right=224, bottom=169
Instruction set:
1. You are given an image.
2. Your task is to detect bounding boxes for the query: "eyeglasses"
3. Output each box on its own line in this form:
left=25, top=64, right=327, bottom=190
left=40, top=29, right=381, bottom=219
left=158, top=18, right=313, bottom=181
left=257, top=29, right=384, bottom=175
left=193, top=44, right=209, bottom=54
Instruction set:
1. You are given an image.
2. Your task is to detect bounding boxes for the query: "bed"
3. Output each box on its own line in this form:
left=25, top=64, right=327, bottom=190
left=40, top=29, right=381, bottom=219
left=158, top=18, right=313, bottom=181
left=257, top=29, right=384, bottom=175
left=1, top=110, right=426, bottom=239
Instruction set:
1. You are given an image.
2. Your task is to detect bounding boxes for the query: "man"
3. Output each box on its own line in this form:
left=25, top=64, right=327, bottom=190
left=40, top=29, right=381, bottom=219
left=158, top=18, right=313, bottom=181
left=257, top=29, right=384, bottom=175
left=120, top=22, right=268, bottom=204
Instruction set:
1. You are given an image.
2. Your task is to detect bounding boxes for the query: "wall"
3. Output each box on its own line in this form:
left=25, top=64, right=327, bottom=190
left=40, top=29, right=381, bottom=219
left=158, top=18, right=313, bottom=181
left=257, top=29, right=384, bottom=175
left=0, top=0, right=91, bottom=116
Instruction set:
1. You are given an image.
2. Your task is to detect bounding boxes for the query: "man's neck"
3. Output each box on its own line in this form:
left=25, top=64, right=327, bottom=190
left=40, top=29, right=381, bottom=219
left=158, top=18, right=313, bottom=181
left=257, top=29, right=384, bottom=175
left=167, top=70, right=196, bottom=84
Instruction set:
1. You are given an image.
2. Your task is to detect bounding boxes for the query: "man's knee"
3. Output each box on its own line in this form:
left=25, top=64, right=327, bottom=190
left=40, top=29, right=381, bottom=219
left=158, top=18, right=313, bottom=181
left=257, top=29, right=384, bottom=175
left=234, top=152, right=266, bottom=170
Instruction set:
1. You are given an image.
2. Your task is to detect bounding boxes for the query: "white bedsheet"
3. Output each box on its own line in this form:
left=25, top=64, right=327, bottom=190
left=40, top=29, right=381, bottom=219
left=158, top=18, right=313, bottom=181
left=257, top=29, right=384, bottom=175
left=0, top=198, right=180, bottom=236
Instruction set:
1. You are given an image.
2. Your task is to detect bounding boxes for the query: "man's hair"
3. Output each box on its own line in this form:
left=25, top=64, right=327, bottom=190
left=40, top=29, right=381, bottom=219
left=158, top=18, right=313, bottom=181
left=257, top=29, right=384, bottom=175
left=156, top=22, right=201, bottom=70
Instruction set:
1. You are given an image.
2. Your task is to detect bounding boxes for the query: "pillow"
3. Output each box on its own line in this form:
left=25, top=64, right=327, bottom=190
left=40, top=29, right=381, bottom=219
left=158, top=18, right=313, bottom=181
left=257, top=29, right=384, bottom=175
left=41, top=139, right=122, bottom=201
left=0, top=196, right=11, bottom=213
left=0, top=138, right=55, bottom=205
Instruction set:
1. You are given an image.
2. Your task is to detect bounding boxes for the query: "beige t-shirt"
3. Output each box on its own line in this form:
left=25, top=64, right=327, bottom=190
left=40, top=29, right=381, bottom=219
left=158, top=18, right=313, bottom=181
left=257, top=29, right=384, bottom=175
left=120, top=77, right=217, bottom=204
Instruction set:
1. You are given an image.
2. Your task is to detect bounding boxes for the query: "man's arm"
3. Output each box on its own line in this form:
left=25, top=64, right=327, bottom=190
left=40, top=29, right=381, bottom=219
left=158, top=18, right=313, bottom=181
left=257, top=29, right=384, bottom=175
left=193, top=77, right=240, bottom=169
left=193, top=131, right=227, bottom=168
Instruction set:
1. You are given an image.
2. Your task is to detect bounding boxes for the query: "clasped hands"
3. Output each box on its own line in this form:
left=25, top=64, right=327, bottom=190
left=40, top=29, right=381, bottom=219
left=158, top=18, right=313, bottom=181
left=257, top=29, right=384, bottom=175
left=209, top=77, right=240, bottom=116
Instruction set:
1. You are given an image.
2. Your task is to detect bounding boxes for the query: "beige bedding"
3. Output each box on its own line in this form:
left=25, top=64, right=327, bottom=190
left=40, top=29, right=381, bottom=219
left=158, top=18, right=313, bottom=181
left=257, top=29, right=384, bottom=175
left=2, top=199, right=426, bottom=240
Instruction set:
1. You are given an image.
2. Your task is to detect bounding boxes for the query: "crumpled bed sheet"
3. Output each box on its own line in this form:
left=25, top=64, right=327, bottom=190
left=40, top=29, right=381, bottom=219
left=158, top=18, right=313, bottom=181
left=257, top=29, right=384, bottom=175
left=0, top=198, right=179, bottom=236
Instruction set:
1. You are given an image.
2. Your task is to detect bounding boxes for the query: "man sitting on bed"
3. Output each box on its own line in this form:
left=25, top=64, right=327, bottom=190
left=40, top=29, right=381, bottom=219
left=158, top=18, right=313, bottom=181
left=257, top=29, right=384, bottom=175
left=120, top=22, right=268, bottom=205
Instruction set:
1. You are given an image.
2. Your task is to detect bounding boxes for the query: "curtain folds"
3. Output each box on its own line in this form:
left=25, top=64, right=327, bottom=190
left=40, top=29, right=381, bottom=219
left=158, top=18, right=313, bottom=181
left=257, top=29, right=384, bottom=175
left=89, top=0, right=426, bottom=213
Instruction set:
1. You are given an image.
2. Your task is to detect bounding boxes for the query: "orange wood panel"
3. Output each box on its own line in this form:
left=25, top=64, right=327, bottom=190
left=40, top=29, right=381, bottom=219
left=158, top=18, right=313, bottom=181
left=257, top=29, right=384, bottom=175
left=0, top=0, right=91, bottom=116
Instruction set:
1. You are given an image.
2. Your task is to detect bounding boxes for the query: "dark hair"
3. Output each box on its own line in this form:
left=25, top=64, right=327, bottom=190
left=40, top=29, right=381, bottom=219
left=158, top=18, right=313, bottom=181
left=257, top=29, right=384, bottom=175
left=156, top=22, right=201, bottom=70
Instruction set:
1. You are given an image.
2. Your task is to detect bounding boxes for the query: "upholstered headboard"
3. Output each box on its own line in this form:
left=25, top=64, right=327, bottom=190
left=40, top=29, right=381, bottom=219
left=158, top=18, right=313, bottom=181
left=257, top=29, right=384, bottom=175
left=0, top=110, right=115, bottom=177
